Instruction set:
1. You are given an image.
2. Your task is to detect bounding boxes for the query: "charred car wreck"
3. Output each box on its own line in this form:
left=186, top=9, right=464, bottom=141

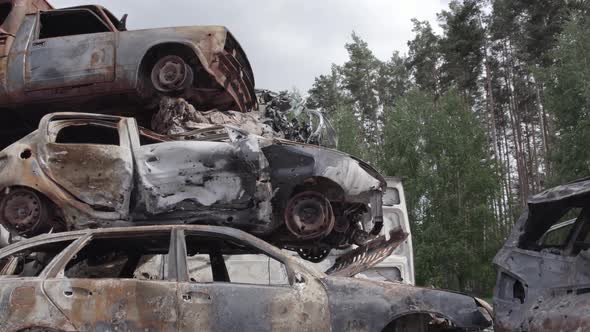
left=0, top=112, right=386, bottom=261
left=494, top=177, right=590, bottom=331
left=0, top=225, right=492, bottom=332
left=0, top=0, right=255, bottom=112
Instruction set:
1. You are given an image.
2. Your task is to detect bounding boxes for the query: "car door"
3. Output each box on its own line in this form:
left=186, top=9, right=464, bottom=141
left=0, top=235, right=80, bottom=331
left=25, top=8, right=115, bottom=92
left=43, top=229, right=179, bottom=332
left=38, top=114, right=133, bottom=215
left=176, top=229, right=331, bottom=331
left=125, top=119, right=258, bottom=215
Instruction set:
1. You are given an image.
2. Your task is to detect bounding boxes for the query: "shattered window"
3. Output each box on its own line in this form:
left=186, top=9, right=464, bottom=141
left=64, top=232, right=171, bottom=280
left=184, top=234, right=289, bottom=286
left=54, top=123, right=120, bottom=145
left=38, top=9, right=110, bottom=39
left=0, top=240, right=74, bottom=278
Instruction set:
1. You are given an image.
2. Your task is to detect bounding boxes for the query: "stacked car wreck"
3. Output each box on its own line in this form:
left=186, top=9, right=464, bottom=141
left=0, top=1, right=493, bottom=331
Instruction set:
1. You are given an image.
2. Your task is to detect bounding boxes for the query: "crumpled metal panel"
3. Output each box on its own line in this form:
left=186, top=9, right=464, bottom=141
left=150, top=91, right=337, bottom=148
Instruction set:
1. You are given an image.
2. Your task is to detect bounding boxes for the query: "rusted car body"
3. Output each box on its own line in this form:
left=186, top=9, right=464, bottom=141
left=0, top=225, right=492, bottom=331
left=0, top=0, right=255, bottom=112
left=0, top=112, right=387, bottom=258
left=493, top=177, right=590, bottom=331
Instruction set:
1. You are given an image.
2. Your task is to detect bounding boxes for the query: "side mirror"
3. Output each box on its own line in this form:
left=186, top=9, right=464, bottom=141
left=119, top=14, right=128, bottom=30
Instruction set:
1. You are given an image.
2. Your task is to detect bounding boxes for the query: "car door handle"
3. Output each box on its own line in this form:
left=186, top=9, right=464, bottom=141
left=182, top=291, right=211, bottom=302
left=32, top=41, right=46, bottom=47
left=63, top=287, right=93, bottom=298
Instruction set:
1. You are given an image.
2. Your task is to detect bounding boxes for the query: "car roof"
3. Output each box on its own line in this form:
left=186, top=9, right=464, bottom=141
left=529, top=176, right=590, bottom=205
left=1, top=224, right=271, bottom=251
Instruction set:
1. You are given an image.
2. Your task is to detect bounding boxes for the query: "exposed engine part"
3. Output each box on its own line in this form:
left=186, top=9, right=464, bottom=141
left=284, top=191, right=335, bottom=240
left=297, top=243, right=332, bottom=263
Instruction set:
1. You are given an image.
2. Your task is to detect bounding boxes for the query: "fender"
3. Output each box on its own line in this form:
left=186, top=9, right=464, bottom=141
left=321, top=277, right=492, bottom=331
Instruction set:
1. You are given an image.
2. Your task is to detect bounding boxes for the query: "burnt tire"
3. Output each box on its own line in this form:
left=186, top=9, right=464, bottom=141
left=149, top=54, right=194, bottom=95
left=284, top=191, right=335, bottom=241
left=0, top=188, right=65, bottom=238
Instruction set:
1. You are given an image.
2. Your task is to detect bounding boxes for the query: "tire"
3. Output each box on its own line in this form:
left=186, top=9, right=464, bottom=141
left=148, top=54, right=194, bottom=95
left=0, top=188, right=65, bottom=238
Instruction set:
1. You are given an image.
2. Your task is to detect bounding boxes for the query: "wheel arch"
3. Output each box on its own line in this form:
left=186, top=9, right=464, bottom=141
left=380, top=311, right=461, bottom=332
left=291, top=176, right=346, bottom=202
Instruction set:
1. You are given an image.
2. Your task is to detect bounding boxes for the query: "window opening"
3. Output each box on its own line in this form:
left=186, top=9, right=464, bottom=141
left=55, top=123, right=120, bottom=145
left=0, top=240, right=74, bottom=278
left=64, top=232, right=171, bottom=280
left=39, top=9, right=110, bottom=39
left=184, top=234, right=289, bottom=286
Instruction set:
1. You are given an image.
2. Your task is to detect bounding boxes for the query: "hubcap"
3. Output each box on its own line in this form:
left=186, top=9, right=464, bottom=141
left=151, top=55, right=190, bottom=92
left=2, top=190, right=42, bottom=235
left=285, top=191, right=334, bottom=240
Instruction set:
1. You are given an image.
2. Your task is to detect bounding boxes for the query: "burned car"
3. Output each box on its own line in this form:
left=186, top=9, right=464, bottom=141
left=0, top=224, right=492, bottom=331
left=0, top=112, right=386, bottom=260
left=493, top=177, right=590, bottom=331
left=0, top=0, right=255, bottom=112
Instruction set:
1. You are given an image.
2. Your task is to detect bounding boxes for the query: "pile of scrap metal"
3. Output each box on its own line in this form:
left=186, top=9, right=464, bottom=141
left=150, top=89, right=337, bottom=148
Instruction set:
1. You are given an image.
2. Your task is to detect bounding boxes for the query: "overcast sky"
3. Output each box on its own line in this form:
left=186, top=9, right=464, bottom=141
left=52, top=0, right=450, bottom=92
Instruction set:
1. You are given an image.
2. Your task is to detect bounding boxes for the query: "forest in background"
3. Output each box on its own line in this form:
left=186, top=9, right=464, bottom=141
left=305, top=0, right=590, bottom=296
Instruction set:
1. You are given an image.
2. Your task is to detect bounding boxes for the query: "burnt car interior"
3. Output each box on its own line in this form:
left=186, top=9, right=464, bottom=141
left=38, top=9, right=111, bottom=39
left=64, top=232, right=171, bottom=280
left=0, top=3, right=11, bottom=25
left=184, top=233, right=289, bottom=285
left=0, top=240, right=74, bottom=277
left=519, top=194, right=590, bottom=256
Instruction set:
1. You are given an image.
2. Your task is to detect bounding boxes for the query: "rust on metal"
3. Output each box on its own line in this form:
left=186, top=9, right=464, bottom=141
left=0, top=1, right=255, bottom=114
left=0, top=225, right=492, bottom=331
left=0, top=112, right=386, bottom=263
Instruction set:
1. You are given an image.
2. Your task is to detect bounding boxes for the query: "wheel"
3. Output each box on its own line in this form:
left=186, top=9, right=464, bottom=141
left=150, top=55, right=194, bottom=94
left=284, top=191, right=335, bottom=240
left=0, top=188, right=64, bottom=237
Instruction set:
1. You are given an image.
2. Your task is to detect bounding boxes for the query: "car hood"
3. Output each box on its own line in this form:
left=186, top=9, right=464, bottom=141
left=320, top=276, right=492, bottom=331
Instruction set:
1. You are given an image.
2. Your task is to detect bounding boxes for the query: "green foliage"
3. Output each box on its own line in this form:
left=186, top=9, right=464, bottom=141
left=545, top=14, right=590, bottom=183
left=306, top=0, right=590, bottom=298
left=438, top=0, right=485, bottom=102
left=381, top=89, right=499, bottom=293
